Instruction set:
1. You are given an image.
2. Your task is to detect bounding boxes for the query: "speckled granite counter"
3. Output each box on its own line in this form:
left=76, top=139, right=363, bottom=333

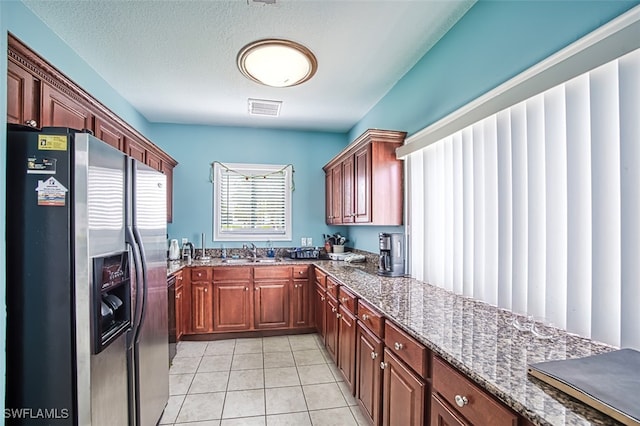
left=167, top=258, right=620, bottom=425
left=314, top=261, right=621, bottom=426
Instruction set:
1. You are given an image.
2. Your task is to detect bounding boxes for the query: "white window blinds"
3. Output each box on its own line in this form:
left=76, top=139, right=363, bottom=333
left=407, top=47, right=640, bottom=350
left=213, top=162, right=292, bottom=241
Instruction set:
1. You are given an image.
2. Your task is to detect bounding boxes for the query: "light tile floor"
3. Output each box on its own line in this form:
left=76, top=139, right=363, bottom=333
left=162, top=333, right=370, bottom=426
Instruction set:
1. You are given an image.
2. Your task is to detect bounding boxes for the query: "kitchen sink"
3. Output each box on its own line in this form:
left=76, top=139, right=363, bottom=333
left=221, top=257, right=280, bottom=264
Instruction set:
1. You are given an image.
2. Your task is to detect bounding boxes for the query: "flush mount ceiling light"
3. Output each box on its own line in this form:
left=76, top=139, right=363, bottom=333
left=237, top=39, right=317, bottom=88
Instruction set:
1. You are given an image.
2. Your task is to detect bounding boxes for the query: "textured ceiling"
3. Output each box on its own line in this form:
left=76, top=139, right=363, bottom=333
left=22, top=0, right=475, bottom=132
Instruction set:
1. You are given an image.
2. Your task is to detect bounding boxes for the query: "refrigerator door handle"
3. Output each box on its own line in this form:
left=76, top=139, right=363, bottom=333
left=126, top=226, right=144, bottom=348
left=132, top=226, right=149, bottom=346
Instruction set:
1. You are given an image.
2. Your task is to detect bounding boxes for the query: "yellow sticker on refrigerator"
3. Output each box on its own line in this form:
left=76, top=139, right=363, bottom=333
left=35, top=177, right=68, bottom=206
left=38, top=135, right=68, bottom=151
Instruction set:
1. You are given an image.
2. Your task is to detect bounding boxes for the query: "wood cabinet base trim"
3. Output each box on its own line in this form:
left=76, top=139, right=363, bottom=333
left=181, top=327, right=317, bottom=341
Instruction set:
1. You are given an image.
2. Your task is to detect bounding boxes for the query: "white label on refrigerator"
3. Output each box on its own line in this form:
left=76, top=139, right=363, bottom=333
left=35, top=177, right=68, bottom=206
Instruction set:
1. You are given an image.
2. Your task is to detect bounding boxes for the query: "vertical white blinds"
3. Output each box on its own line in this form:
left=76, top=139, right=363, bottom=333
left=407, top=47, right=640, bottom=350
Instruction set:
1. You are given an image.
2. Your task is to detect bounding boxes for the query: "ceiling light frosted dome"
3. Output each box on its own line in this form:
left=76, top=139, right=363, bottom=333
left=237, top=39, right=317, bottom=87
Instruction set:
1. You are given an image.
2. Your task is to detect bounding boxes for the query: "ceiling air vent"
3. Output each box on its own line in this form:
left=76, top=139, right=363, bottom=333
left=248, top=99, right=282, bottom=117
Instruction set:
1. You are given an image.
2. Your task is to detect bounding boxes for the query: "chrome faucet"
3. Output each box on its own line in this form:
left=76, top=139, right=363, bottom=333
left=242, top=243, right=258, bottom=261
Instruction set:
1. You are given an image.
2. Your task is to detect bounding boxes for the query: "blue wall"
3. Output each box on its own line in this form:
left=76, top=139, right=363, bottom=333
left=149, top=124, right=347, bottom=249
left=2, top=0, right=639, bottom=415
left=351, top=0, right=640, bottom=141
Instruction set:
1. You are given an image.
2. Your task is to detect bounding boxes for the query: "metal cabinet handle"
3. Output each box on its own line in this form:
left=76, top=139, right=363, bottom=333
left=361, top=314, right=370, bottom=321
left=298, top=271, right=304, bottom=275
left=176, top=294, right=181, bottom=299
left=331, top=307, right=337, bottom=313
left=380, top=362, right=388, bottom=370
left=394, top=342, right=404, bottom=351
left=455, top=395, right=469, bottom=408
left=336, top=313, right=342, bottom=319
left=340, top=297, right=348, bottom=302
left=204, top=288, right=208, bottom=292
left=24, top=119, right=38, bottom=127
left=371, top=351, right=378, bottom=360
left=321, top=296, right=325, bottom=301
left=244, top=287, right=249, bottom=291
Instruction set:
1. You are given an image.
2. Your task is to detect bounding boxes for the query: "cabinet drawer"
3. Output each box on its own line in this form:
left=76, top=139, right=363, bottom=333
left=432, top=356, right=517, bottom=426
left=357, top=300, right=384, bottom=338
left=190, top=267, right=210, bottom=281
left=326, top=277, right=340, bottom=299
left=314, top=268, right=327, bottom=288
left=213, top=266, right=251, bottom=281
left=384, top=321, right=428, bottom=377
left=293, top=265, right=309, bottom=279
left=338, top=286, right=356, bottom=314
left=254, top=266, right=291, bottom=280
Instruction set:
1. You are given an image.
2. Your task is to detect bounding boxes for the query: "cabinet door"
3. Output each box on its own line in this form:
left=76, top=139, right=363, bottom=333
left=41, top=82, right=93, bottom=130
left=124, top=135, right=146, bottom=163
left=314, top=284, right=326, bottom=338
left=325, top=294, right=339, bottom=363
left=213, top=281, right=252, bottom=332
left=254, top=280, right=289, bottom=329
left=191, top=282, right=213, bottom=333
left=175, top=284, right=184, bottom=340
left=337, top=305, right=357, bottom=394
left=330, top=163, right=343, bottom=224
left=381, top=348, right=425, bottom=426
left=354, top=145, right=372, bottom=223
left=161, top=161, right=174, bottom=223
left=292, top=279, right=311, bottom=328
left=325, top=171, right=333, bottom=224
left=146, top=149, right=163, bottom=171
left=342, top=155, right=355, bottom=223
left=7, top=60, right=39, bottom=127
left=94, top=116, right=125, bottom=151
left=356, top=322, right=383, bottom=426
left=431, top=394, right=469, bottom=426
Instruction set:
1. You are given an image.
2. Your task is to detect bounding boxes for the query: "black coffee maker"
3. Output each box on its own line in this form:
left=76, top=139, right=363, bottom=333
left=378, top=233, right=405, bottom=277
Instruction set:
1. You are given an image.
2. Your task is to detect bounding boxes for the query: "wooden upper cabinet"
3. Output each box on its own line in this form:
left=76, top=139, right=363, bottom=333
left=342, top=155, right=355, bottom=223
left=124, top=135, right=146, bottom=163
left=94, top=115, right=124, bottom=151
left=323, top=129, right=406, bottom=226
left=41, top=82, right=93, bottom=130
left=354, top=145, right=372, bottom=223
left=327, top=163, right=343, bottom=224
left=7, top=34, right=178, bottom=224
left=7, top=60, right=40, bottom=127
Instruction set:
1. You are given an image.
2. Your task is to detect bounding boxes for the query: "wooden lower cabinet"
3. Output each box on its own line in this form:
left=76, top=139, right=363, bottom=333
left=292, top=279, right=312, bottom=328
left=324, top=294, right=339, bottom=363
left=431, top=394, right=469, bottom=426
left=314, top=283, right=327, bottom=339
left=213, top=281, right=252, bottom=332
left=356, top=322, right=383, bottom=426
left=174, top=271, right=185, bottom=340
left=381, top=348, right=426, bottom=426
left=337, top=304, right=357, bottom=393
left=254, top=280, right=289, bottom=329
left=191, top=281, right=213, bottom=333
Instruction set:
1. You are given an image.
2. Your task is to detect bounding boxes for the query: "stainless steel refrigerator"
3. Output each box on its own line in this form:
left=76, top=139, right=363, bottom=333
left=5, top=125, right=169, bottom=425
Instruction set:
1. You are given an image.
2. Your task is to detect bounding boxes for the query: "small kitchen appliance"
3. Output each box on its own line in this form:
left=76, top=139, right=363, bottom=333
left=378, top=232, right=405, bottom=277
left=181, top=241, right=194, bottom=262
left=169, top=239, right=180, bottom=260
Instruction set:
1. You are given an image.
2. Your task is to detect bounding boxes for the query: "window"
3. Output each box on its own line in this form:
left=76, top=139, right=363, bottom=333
left=401, top=9, right=640, bottom=350
left=213, top=162, right=292, bottom=241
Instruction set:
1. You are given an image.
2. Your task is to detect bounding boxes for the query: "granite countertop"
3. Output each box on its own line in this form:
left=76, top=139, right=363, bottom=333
left=168, top=258, right=620, bottom=425
left=314, top=261, right=621, bottom=426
